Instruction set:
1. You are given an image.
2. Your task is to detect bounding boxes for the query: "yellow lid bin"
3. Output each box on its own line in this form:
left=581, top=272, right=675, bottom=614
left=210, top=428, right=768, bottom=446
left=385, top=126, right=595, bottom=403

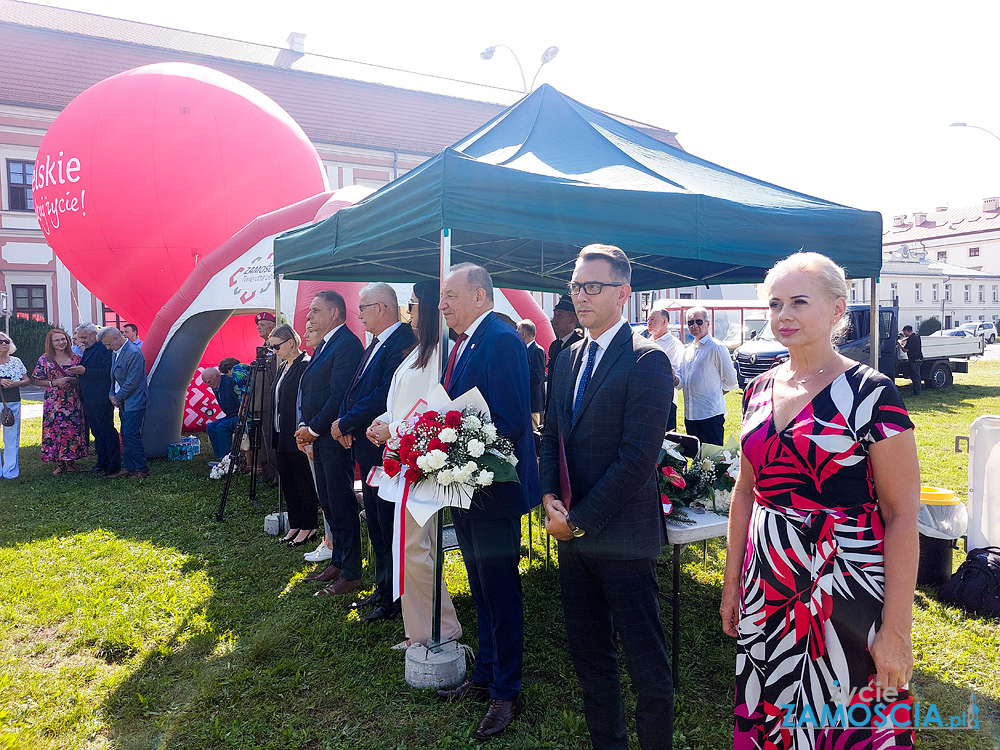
left=920, top=486, right=959, bottom=505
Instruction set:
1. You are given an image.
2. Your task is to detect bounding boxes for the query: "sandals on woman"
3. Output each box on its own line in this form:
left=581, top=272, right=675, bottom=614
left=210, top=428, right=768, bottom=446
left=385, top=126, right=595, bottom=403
left=288, top=529, right=318, bottom=547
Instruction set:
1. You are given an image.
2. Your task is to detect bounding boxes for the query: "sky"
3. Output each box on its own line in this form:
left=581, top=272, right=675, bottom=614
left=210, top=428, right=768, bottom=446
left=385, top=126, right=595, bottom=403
left=29, top=0, right=1000, bottom=224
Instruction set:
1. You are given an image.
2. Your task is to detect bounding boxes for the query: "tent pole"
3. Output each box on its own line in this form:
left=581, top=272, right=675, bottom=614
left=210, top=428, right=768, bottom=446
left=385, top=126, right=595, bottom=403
left=429, top=227, right=451, bottom=652
left=274, top=272, right=282, bottom=323
left=869, top=278, right=879, bottom=373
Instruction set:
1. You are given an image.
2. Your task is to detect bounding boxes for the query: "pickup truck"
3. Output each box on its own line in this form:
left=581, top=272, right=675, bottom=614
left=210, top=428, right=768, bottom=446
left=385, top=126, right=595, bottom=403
left=733, top=305, right=984, bottom=390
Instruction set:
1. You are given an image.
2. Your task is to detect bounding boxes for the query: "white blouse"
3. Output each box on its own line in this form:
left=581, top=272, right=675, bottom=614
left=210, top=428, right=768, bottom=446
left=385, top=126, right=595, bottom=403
left=376, top=345, right=441, bottom=435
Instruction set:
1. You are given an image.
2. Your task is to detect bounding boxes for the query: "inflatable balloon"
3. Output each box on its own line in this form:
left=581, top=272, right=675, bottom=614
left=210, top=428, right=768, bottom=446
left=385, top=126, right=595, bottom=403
left=32, top=62, right=327, bottom=328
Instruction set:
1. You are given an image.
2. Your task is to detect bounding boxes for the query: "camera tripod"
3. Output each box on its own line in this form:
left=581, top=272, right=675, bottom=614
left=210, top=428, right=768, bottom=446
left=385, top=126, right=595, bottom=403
left=215, top=349, right=278, bottom=523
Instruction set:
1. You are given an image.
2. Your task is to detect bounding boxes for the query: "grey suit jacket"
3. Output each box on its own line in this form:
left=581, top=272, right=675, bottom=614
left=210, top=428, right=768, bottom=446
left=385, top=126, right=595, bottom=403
left=540, top=324, right=673, bottom=559
left=110, top=341, right=148, bottom=412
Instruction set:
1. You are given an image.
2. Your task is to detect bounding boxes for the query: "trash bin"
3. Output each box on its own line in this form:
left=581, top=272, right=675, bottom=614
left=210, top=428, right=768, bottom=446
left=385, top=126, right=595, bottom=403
left=917, top=486, right=968, bottom=586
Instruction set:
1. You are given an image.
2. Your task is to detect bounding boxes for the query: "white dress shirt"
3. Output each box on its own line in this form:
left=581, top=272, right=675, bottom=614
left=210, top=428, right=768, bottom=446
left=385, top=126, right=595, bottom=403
left=304, top=324, right=344, bottom=435
left=574, top=318, right=629, bottom=402
left=652, top=332, right=685, bottom=406
left=681, top=335, right=738, bottom=421
left=451, top=309, right=493, bottom=363
left=361, top=321, right=403, bottom=377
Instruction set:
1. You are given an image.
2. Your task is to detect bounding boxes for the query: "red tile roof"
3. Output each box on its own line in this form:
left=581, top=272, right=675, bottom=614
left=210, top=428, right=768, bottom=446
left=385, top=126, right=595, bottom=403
left=0, top=0, right=682, bottom=155
left=883, top=202, right=1000, bottom=244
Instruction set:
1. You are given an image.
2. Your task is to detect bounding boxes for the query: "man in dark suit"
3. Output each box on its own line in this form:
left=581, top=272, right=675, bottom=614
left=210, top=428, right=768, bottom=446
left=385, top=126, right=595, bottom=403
left=517, top=319, right=546, bottom=429
left=294, top=291, right=365, bottom=596
left=331, top=282, right=415, bottom=622
left=68, top=323, right=120, bottom=475
left=545, top=294, right=582, bottom=414
left=100, top=327, right=149, bottom=479
left=434, top=263, right=539, bottom=741
left=540, top=244, right=674, bottom=750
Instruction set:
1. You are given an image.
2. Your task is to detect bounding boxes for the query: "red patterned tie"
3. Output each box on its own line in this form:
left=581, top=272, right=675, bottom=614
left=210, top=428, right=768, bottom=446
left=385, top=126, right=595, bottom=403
left=442, top=333, right=468, bottom=390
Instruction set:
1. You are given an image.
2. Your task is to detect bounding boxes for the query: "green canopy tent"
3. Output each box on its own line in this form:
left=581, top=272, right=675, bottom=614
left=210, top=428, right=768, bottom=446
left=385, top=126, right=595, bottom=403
left=274, top=84, right=883, bottom=292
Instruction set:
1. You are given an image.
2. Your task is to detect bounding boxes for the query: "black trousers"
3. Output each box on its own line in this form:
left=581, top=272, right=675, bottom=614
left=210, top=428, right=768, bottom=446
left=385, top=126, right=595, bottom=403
left=684, top=413, right=725, bottom=448
left=276, top=450, right=318, bottom=530
left=359, top=461, right=396, bottom=601
left=83, top=398, right=119, bottom=473
left=666, top=402, right=677, bottom=432
left=559, top=545, right=674, bottom=750
left=909, top=358, right=922, bottom=395
left=313, top=437, right=361, bottom=580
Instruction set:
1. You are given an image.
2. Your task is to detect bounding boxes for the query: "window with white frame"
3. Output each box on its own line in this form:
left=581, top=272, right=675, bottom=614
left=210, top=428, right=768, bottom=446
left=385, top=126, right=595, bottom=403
left=6, top=160, right=34, bottom=211
left=915, top=316, right=923, bottom=327
left=965, top=284, right=972, bottom=302
left=914, top=282, right=922, bottom=302
left=965, top=315, right=973, bottom=322
left=994, top=285, right=999, bottom=303
left=945, top=284, right=952, bottom=302
left=932, top=283, right=939, bottom=302
left=980, top=285, right=986, bottom=302
left=890, top=282, right=898, bottom=302
left=970, top=247, right=980, bottom=257
left=850, top=284, right=856, bottom=302
left=937, top=250, right=947, bottom=261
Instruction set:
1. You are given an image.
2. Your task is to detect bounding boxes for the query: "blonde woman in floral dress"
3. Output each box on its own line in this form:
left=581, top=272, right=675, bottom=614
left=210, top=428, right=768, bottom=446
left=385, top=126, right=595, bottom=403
left=32, top=328, right=87, bottom=474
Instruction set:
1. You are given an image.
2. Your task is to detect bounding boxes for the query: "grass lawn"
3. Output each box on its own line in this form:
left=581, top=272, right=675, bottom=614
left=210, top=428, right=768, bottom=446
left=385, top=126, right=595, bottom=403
left=2, top=362, right=1000, bottom=749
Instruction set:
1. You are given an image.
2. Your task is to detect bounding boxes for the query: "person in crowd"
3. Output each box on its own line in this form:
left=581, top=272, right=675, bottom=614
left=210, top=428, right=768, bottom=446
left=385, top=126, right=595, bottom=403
left=517, top=319, right=546, bottom=429
left=899, top=324, right=923, bottom=396
left=100, top=327, right=149, bottom=479
left=32, top=328, right=87, bottom=474
left=256, top=312, right=277, bottom=340
left=267, top=324, right=319, bottom=546
left=645, top=308, right=684, bottom=431
left=366, top=279, right=463, bottom=649
left=546, top=294, right=582, bottom=413
left=332, top=283, right=415, bottom=622
left=202, top=366, right=242, bottom=460
left=68, top=323, right=120, bottom=475
left=721, top=252, right=919, bottom=749
left=123, top=323, right=143, bottom=348
left=218, top=357, right=240, bottom=375
left=541, top=244, right=674, bottom=750
left=71, top=331, right=84, bottom=357
left=295, top=291, right=364, bottom=596
left=299, top=322, right=336, bottom=565
left=434, top=264, right=538, bottom=741
left=680, top=306, right=737, bottom=446
left=0, top=333, right=30, bottom=479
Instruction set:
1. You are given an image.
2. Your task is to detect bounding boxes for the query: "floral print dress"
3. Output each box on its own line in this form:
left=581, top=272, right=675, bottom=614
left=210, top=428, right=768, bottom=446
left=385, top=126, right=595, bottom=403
left=735, top=364, right=915, bottom=749
left=32, top=354, right=87, bottom=463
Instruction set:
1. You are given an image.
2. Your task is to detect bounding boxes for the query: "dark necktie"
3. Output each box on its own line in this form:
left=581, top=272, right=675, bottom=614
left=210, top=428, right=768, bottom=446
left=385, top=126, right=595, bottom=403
left=442, top=333, right=469, bottom=390
left=349, top=336, right=379, bottom=391
left=571, top=341, right=600, bottom=424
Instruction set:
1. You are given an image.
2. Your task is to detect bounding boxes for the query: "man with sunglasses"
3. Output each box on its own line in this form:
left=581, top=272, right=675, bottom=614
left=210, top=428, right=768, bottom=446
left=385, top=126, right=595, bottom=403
left=680, top=306, right=737, bottom=447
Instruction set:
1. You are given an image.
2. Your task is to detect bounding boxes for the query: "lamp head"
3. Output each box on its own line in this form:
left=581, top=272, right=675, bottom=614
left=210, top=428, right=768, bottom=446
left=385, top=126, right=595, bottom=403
left=540, top=46, right=559, bottom=64
left=480, top=46, right=496, bottom=60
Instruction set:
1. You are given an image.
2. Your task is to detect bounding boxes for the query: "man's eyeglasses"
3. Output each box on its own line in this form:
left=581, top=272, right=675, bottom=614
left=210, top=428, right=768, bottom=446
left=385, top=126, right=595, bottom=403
left=0, top=340, right=9, bottom=345
left=568, top=281, right=625, bottom=296
left=268, top=340, right=291, bottom=351
left=687, top=319, right=706, bottom=326
left=358, top=303, right=381, bottom=313
left=407, top=301, right=418, bottom=312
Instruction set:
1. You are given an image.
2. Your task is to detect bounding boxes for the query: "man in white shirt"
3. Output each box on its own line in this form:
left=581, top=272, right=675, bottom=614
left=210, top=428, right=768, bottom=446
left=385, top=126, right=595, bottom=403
left=646, top=308, right=684, bottom=432
left=681, top=306, right=738, bottom=447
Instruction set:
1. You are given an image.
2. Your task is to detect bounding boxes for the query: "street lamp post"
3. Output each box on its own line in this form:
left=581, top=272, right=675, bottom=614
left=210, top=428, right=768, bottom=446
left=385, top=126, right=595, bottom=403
left=480, top=44, right=559, bottom=93
left=951, top=122, right=1000, bottom=144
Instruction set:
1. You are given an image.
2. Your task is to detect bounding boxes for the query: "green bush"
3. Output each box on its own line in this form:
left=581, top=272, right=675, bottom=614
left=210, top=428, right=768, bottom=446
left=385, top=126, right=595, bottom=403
left=919, top=316, right=942, bottom=336
left=5, top=316, right=56, bottom=374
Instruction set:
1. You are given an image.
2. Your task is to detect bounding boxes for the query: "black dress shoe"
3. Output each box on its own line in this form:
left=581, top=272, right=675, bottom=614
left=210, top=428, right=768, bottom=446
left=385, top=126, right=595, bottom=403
left=473, top=698, right=521, bottom=740
left=436, top=678, right=490, bottom=702
left=362, top=602, right=400, bottom=623
left=349, top=591, right=384, bottom=610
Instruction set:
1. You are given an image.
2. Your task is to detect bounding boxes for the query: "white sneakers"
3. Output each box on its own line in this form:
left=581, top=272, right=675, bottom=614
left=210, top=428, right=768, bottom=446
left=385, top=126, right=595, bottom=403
left=304, top=542, right=332, bottom=562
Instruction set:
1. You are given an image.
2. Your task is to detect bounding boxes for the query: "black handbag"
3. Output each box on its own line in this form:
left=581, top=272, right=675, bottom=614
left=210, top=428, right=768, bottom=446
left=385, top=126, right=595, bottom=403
left=0, top=388, right=13, bottom=427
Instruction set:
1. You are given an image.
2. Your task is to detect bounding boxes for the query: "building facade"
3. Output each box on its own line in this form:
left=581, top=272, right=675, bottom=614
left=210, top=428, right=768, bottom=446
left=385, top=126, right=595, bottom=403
left=0, top=0, right=683, bottom=332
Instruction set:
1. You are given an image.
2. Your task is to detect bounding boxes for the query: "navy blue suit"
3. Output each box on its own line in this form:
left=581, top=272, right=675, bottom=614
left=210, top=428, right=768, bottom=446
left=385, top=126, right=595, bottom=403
left=540, top=324, right=674, bottom=750
left=444, top=311, right=538, bottom=701
left=339, top=323, right=416, bottom=601
left=79, top=343, right=119, bottom=473
left=298, top=325, right=364, bottom=579
left=110, top=341, right=148, bottom=473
